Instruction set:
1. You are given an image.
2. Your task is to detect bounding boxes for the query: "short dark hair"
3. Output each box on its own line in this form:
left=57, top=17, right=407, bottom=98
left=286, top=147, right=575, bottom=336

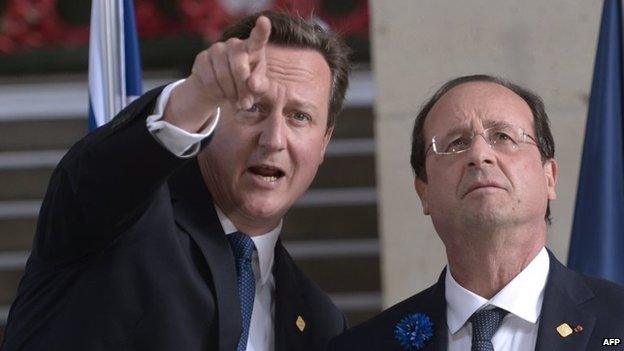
left=410, top=74, right=556, bottom=223
left=220, top=10, right=351, bottom=129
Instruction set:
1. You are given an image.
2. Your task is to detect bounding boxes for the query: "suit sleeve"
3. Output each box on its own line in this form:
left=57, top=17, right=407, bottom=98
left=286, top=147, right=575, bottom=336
left=31, top=86, right=207, bottom=265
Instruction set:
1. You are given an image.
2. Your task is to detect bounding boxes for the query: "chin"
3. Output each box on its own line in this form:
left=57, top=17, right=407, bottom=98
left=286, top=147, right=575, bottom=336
left=463, top=208, right=520, bottom=229
left=241, top=196, right=289, bottom=221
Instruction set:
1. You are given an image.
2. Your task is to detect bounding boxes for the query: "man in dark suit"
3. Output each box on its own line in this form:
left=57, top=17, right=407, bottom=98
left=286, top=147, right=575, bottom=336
left=329, top=75, right=624, bottom=351
left=2, top=11, right=350, bottom=351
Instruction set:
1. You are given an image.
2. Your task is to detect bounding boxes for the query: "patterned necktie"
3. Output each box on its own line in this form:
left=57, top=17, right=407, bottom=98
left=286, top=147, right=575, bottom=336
left=469, top=307, right=508, bottom=351
left=228, top=232, right=256, bottom=351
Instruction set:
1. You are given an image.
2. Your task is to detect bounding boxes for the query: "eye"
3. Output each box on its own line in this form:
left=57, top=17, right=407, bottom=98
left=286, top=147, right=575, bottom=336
left=446, top=136, right=471, bottom=152
left=245, top=103, right=261, bottom=113
left=291, top=111, right=311, bottom=123
left=491, top=131, right=515, bottom=144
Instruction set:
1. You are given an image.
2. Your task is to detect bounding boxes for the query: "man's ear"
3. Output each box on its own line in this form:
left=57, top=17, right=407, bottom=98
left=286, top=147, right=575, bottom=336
left=319, top=126, right=334, bottom=163
left=414, top=177, right=430, bottom=215
left=544, top=158, right=558, bottom=200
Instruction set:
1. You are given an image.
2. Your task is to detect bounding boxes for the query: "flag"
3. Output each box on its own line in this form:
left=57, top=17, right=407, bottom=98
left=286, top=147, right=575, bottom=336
left=568, top=0, right=624, bottom=284
left=88, top=0, right=142, bottom=131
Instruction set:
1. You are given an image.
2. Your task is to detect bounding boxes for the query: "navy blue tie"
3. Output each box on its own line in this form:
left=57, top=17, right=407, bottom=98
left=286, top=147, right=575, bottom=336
left=469, top=307, right=508, bottom=351
left=228, top=232, right=256, bottom=351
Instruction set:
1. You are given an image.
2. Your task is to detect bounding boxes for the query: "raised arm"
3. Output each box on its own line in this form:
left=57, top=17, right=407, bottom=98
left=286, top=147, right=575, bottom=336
left=32, top=17, right=273, bottom=264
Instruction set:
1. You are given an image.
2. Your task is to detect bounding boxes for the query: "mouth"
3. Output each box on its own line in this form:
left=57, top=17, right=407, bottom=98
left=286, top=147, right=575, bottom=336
left=463, top=182, right=505, bottom=197
left=248, top=164, right=286, bottom=183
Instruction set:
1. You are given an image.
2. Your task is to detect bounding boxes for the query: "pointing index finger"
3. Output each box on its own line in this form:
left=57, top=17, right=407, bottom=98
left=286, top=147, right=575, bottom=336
left=246, top=16, right=271, bottom=54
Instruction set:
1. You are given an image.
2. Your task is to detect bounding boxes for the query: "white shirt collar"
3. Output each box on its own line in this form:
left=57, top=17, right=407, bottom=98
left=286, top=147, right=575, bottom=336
left=445, top=247, right=550, bottom=334
left=214, top=205, right=281, bottom=287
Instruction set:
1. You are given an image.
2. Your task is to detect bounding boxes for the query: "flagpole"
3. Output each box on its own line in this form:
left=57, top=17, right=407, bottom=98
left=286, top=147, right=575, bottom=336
left=99, top=0, right=125, bottom=124
left=89, top=0, right=141, bottom=130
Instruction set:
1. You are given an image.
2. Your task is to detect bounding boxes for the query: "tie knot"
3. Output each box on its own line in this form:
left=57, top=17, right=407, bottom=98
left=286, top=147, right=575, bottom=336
left=228, top=232, right=256, bottom=262
left=469, top=307, right=508, bottom=342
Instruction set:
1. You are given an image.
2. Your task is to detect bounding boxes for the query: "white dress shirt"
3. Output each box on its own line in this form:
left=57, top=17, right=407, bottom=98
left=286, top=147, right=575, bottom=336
left=445, top=247, right=550, bottom=351
left=145, top=81, right=279, bottom=351
left=145, top=79, right=218, bottom=158
left=216, top=207, right=280, bottom=351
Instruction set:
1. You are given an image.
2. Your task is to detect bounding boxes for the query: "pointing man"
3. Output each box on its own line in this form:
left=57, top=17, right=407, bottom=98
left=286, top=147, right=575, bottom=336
left=3, top=11, right=350, bottom=351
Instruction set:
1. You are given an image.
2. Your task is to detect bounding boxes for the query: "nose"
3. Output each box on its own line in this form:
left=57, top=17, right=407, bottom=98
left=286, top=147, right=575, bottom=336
left=258, top=113, right=286, bottom=152
left=465, top=133, right=495, bottom=167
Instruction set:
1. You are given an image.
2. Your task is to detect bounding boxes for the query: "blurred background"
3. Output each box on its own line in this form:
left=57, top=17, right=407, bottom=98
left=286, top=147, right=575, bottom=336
left=0, top=0, right=611, bottom=343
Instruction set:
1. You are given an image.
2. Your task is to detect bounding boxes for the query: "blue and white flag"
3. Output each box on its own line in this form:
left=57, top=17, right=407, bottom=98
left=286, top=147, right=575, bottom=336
left=88, top=0, right=142, bottom=131
left=568, top=0, right=624, bottom=285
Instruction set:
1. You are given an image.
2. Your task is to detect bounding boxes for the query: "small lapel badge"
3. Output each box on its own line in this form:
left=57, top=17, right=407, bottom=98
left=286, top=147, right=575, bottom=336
left=556, top=323, right=574, bottom=338
left=296, top=316, right=306, bottom=332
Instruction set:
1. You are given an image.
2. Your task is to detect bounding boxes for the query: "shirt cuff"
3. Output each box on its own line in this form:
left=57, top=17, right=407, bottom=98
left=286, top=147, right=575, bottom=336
left=146, top=79, right=220, bottom=158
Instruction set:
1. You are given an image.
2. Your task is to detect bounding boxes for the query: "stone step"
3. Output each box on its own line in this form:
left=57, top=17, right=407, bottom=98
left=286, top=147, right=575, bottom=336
left=0, top=204, right=377, bottom=252
left=0, top=220, right=33, bottom=251
left=0, top=270, right=22, bottom=307
left=0, top=151, right=374, bottom=201
left=0, top=168, right=52, bottom=202
left=0, top=119, right=87, bottom=153
left=284, top=204, right=377, bottom=240
left=296, top=256, right=380, bottom=293
left=0, top=70, right=372, bottom=119
left=0, top=105, right=374, bottom=153
left=312, top=153, right=376, bottom=189
left=332, top=106, right=375, bottom=139
left=0, top=189, right=376, bottom=217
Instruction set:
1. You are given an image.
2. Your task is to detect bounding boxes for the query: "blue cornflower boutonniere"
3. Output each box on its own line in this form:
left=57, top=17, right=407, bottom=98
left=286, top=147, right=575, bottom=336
left=394, top=313, right=434, bottom=350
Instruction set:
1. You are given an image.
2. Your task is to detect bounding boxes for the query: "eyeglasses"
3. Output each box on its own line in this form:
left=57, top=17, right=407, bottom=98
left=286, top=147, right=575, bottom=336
left=426, top=123, right=538, bottom=155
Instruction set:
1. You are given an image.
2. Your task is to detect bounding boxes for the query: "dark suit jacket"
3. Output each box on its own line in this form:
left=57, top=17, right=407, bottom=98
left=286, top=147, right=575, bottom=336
left=329, top=250, right=624, bottom=351
left=2, top=87, right=346, bottom=351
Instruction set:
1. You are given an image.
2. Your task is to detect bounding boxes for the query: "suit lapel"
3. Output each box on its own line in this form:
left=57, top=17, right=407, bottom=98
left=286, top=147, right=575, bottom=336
left=421, top=269, right=448, bottom=351
left=273, top=241, right=308, bottom=351
left=535, top=251, right=596, bottom=351
left=393, top=269, right=448, bottom=351
left=169, top=161, right=241, bottom=351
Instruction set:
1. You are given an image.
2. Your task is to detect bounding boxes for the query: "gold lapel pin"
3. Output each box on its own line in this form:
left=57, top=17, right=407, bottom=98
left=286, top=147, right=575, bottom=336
left=296, top=316, right=306, bottom=332
left=556, top=323, right=573, bottom=338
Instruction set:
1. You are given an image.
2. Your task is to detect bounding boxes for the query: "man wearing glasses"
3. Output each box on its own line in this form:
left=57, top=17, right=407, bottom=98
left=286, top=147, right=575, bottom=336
left=329, top=75, right=624, bottom=351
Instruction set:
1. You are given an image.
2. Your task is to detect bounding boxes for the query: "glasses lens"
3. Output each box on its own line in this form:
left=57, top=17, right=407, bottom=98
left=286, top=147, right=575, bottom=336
left=486, top=126, right=520, bottom=150
left=431, top=124, right=529, bottom=155
left=443, top=135, right=472, bottom=153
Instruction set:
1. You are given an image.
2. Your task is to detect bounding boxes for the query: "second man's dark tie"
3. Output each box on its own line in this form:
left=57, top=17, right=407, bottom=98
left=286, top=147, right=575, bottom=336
left=469, top=307, right=508, bottom=351
left=228, top=232, right=257, bottom=351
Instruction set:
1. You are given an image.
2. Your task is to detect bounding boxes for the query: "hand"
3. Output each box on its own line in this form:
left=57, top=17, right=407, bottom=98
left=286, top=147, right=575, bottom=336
left=163, top=16, right=272, bottom=132
left=192, top=15, right=271, bottom=109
